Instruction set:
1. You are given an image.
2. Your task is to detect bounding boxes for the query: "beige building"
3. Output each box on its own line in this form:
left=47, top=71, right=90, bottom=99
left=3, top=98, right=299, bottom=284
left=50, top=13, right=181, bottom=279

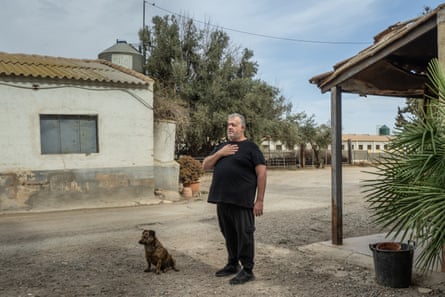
left=342, top=134, right=391, bottom=152
left=261, top=134, right=391, bottom=153
left=260, top=133, right=391, bottom=166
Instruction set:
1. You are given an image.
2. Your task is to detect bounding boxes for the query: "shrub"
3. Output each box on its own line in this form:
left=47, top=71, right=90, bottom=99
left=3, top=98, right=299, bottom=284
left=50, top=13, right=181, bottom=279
left=177, top=156, right=204, bottom=185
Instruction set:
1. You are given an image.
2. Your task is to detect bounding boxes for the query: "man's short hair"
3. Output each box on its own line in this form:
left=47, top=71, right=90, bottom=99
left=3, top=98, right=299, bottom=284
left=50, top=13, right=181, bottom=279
left=228, top=113, right=246, bottom=128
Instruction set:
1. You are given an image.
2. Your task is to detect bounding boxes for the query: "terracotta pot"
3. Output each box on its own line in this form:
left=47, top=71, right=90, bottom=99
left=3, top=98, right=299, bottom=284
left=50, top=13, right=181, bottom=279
left=376, top=242, right=401, bottom=251
left=182, top=186, right=193, bottom=198
left=189, top=182, right=200, bottom=195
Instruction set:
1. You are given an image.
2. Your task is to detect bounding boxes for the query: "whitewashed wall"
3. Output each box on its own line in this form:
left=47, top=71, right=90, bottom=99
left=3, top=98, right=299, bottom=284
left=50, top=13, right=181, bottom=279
left=0, top=79, right=156, bottom=211
left=0, top=81, right=153, bottom=171
left=153, top=120, right=179, bottom=191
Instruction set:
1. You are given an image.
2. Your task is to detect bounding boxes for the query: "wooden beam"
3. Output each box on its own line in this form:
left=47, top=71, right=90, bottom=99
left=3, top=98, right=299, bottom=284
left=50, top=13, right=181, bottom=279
left=437, top=7, right=445, bottom=273
left=331, top=86, right=343, bottom=245
left=437, top=8, right=445, bottom=68
left=320, top=17, right=436, bottom=93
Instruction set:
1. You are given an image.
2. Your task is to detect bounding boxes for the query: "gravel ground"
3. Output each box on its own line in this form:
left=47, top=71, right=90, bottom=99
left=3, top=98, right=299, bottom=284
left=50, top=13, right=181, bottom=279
left=0, top=166, right=443, bottom=297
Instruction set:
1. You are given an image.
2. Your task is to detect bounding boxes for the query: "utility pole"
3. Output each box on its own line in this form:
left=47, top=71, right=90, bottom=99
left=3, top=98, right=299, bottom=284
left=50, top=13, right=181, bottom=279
left=143, top=1, right=148, bottom=29
left=142, top=0, right=148, bottom=73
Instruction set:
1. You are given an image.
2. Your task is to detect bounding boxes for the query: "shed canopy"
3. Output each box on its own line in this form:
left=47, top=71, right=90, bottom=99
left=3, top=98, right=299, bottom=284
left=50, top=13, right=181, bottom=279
left=309, top=4, right=445, bottom=98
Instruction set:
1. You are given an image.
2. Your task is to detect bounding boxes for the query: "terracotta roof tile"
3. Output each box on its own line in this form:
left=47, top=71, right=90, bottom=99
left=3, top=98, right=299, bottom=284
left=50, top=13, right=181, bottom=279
left=0, top=52, right=152, bottom=86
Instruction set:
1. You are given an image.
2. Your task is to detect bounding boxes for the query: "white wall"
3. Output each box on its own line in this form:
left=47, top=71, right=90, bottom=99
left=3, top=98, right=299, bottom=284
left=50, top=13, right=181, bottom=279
left=343, top=140, right=388, bottom=152
left=153, top=120, right=176, bottom=162
left=0, top=81, right=153, bottom=171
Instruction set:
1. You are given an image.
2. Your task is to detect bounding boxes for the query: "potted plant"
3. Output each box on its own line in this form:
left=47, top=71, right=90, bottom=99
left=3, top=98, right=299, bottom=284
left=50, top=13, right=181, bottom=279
left=177, top=155, right=204, bottom=196
left=362, top=59, right=445, bottom=275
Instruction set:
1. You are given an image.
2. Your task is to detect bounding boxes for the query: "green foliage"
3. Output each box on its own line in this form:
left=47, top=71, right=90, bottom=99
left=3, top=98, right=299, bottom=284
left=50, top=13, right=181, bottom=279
left=141, top=14, right=331, bottom=157
left=362, top=59, right=445, bottom=272
left=177, top=155, right=204, bottom=185
left=288, top=113, right=331, bottom=167
left=140, top=14, right=300, bottom=155
left=395, top=97, right=426, bottom=128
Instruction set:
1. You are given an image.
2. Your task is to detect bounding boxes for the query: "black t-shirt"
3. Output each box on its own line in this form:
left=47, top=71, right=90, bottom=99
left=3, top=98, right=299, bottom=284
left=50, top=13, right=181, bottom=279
left=207, top=140, right=265, bottom=208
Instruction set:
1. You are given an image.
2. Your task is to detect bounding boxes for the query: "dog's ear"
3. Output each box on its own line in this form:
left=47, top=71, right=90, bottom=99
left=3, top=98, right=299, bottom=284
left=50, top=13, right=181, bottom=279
left=149, top=230, right=156, bottom=236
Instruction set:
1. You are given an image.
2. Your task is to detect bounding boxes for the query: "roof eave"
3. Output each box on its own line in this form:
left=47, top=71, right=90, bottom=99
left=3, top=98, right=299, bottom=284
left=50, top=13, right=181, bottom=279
left=310, top=10, right=438, bottom=97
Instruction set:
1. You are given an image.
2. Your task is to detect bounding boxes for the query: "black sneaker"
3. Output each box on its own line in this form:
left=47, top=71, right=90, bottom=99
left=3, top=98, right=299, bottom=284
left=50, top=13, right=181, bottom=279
left=229, top=269, right=255, bottom=285
left=215, top=264, right=240, bottom=277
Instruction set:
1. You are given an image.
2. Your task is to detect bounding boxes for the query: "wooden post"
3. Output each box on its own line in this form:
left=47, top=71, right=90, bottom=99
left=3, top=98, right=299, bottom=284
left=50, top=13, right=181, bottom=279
left=437, top=6, right=445, bottom=273
left=347, top=139, right=352, bottom=165
left=442, top=246, right=445, bottom=273
left=331, top=86, right=343, bottom=245
left=438, top=7, right=445, bottom=68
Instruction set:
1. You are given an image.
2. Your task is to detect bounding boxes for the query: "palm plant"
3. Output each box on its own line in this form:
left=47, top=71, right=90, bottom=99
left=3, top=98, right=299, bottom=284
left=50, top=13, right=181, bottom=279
left=362, top=58, right=445, bottom=273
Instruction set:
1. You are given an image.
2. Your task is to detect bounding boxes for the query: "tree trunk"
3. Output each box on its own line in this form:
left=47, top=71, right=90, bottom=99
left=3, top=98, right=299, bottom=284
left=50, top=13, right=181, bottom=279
left=300, top=144, right=306, bottom=168
left=313, top=148, right=320, bottom=168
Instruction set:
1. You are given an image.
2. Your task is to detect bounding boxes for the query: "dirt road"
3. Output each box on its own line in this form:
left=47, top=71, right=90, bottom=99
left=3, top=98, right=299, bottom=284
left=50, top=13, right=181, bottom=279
left=0, top=167, right=443, bottom=297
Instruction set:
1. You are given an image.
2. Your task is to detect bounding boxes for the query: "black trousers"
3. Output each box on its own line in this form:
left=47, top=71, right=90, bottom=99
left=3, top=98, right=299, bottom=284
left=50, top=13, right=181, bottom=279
left=217, top=203, right=255, bottom=271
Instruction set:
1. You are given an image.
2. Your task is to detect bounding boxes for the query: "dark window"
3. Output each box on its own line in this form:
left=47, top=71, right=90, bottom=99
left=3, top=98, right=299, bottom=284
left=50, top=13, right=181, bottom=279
left=40, top=115, right=98, bottom=154
left=358, top=145, right=363, bottom=150
left=367, top=144, right=372, bottom=150
left=376, top=144, right=381, bottom=150
left=276, top=144, right=282, bottom=151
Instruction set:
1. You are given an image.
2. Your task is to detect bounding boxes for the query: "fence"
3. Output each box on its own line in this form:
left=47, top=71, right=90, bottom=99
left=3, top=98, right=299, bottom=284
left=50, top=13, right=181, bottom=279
left=264, top=149, right=389, bottom=168
left=192, top=150, right=389, bottom=169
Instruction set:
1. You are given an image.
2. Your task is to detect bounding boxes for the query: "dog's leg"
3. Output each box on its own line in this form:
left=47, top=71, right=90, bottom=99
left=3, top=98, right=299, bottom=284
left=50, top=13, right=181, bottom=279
left=162, top=256, right=179, bottom=272
left=144, top=259, right=151, bottom=272
left=155, top=260, right=162, bottom=274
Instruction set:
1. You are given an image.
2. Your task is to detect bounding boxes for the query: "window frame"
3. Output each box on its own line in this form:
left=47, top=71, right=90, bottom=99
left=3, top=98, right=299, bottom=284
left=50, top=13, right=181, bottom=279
left=40, top=114, right=99, bottom=155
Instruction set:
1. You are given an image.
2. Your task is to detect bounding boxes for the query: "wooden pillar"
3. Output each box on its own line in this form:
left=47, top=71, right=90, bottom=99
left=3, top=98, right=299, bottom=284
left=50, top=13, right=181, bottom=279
left=438, top=8, right=445, bottom=68
left=347, top=139, right=352, bottom=165
left=437, top=7, right=445, bottom=273
left=442, top=245, right=445, bottom=273
left=331, top=86, right=343, bottom=245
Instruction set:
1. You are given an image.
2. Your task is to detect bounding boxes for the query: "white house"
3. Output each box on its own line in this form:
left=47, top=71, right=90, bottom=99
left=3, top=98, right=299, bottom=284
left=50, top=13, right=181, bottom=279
left=260, top=133, right=391, bottom=166
left=0, top=51, right=160, bottom=212
left=341, top=134, right=391, bottom=152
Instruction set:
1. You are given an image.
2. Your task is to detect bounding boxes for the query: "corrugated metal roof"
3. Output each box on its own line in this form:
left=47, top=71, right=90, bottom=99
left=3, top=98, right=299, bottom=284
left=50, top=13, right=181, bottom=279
left=0, top=52, right=152, bottom=86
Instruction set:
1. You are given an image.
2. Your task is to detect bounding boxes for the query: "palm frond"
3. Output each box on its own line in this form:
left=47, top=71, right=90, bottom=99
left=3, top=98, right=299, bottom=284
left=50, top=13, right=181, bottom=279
left=362, top=58, right=445, bottom=273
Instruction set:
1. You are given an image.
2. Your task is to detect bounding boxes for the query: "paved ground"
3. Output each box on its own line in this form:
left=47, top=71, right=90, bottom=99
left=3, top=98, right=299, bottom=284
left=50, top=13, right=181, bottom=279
left=0, top=166, right=443, bottom=297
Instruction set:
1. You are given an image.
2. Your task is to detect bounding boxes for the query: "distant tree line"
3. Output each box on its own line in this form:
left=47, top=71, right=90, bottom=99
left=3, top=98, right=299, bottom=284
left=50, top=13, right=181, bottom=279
left=139, top=14, right=330, bottom=166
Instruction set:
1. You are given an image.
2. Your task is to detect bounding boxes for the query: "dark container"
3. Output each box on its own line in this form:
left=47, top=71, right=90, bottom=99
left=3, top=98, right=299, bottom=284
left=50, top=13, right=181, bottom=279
left=369, top=241, right=415, bottom=288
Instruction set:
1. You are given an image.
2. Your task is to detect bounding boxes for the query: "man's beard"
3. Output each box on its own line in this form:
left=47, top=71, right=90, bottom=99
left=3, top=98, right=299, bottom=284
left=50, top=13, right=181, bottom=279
left=228, top=132, right=240, bottom=141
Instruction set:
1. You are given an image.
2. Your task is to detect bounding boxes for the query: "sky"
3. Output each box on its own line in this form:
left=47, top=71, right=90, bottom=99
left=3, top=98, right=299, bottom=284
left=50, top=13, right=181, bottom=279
left=2, top=0, right=444, bottom=134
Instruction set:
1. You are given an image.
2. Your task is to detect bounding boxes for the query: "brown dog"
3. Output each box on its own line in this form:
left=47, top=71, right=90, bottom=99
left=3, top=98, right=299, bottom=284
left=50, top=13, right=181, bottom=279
left=138, top=229, right=178, bottom=274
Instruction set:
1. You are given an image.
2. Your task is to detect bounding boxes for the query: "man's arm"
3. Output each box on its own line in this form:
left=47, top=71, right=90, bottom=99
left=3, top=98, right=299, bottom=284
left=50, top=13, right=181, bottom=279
left=202, top=144, right=238, bottom=170
left=253, top=164, right=267, bottom=216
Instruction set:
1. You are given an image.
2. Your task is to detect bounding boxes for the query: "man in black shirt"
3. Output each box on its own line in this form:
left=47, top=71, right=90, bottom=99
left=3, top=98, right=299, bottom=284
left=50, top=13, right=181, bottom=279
left=202, top=113, right=267, bottom=285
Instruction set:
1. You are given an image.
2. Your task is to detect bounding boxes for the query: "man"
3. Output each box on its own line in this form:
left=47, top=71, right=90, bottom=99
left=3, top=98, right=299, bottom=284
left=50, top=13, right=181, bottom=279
left=202, top=113, right=267, bottom=285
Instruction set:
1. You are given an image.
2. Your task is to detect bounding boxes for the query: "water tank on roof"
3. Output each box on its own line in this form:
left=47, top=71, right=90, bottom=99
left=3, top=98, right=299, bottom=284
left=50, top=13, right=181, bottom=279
left=98, top=40, right=144, bottom=73
left=379, top=125, right=390, bottom=135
